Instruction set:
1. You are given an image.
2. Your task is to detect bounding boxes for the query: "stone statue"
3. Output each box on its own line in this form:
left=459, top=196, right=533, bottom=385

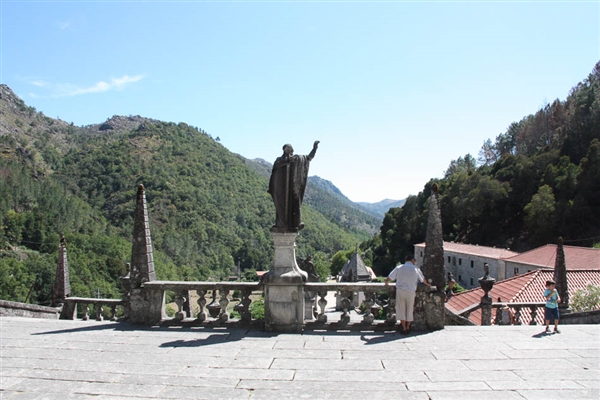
left=298, top=255, right=319, bottom=283
left=268, top=141, right=319, bottom=232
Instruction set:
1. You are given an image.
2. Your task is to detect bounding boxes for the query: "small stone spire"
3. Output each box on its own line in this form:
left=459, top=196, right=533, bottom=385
left=554, top=237, right=569, bottom=307
left=52, top=235, right=70, bottom=306
left=130, top=184, right=156, bottom=288
left=423, top=183, right=445, bottom=291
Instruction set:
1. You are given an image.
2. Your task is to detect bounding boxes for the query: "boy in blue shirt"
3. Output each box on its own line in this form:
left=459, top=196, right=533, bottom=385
left=544, top=280, right=560, bottom=334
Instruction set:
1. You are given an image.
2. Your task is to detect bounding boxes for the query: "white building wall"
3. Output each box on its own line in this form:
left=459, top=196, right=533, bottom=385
left=414, top=244, right=508, bottom=290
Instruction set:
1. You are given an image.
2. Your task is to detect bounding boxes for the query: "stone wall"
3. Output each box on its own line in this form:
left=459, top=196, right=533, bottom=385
left=561, top=309, right=600, bottom=324
left=412, top=286, right=445, bottom=331
left=0, top=300, right=60, bottom=319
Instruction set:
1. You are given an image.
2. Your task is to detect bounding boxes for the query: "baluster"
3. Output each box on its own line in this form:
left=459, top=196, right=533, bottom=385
left=239, top=288, right=252, bottom=323
left=385, top=293, right=397, bottom=325
left=174, top=292, right=186, bottom=321
left=362, top=291, right=375, bottom=324
left=96, top=304, right=104, bottom=321
left=339, top=291, right=352, bottom=325
left=196, top=289, right=207, bottom=322
left=110, top=304, right=117, bottom=321
left=495, top=306, right=502, bottom=325
left=514, top=306, right=522, bottom=325
left=82, top=303, right=89, bottom=321
left=218, top=288, right=230, bottom=322
left=529, top=306, right=538, bottom=325
left=317, top=291, right=328, bottom=323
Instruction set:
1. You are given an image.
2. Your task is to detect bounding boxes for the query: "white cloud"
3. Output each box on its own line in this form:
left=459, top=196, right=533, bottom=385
left=54, top=75, right=145, bottom=97
left=30, top=80, right=49, bottom=87
left=57, top=21, right=71, bottom=30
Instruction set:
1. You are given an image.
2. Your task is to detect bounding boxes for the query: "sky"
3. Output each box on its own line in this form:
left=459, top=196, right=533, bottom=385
left=1, top=1, right=598, bottom=203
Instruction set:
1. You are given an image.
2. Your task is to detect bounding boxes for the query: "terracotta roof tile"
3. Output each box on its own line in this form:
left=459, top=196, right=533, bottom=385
left=415, top=242, right=519, bottom=259
left=446, top=270, right=600, bottom=325
left=504, top=244, right=600, bottom=270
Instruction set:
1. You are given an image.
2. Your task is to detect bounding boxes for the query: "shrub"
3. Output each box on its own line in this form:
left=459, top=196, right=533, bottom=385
left=570, top=284, right=600, bottom=313
left=250, top=299, right=265, bottom=320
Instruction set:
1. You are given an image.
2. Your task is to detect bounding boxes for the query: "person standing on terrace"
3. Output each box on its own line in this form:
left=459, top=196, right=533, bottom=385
left=385, top=255, right=431, bottom=334
left=544, top=279, right=560, bottom=334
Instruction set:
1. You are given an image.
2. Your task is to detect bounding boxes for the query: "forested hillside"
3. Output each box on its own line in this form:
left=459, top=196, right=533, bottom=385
left=368, top=61, right=600, bottom=277
left=0, top=86, right=374, bottom=305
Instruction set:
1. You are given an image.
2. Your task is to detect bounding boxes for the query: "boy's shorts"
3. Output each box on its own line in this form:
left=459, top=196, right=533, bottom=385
left=545, top=306, right=559, bottom=321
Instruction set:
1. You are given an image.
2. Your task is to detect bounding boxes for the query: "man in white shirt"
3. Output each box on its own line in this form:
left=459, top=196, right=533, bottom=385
left=385, top=255, right=430, bottom=333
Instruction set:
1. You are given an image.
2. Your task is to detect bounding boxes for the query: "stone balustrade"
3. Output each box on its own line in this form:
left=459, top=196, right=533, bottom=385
left=493, top=302, right=545, bottom=325
left=133, top=281, right=442, bottom=331
left=304, top=282, right=397, bottom=328
left=458, top=301, right=546, bottom=325
left=141, top=281, right=264, bottom=327
left=60, top=297, right=124, bottom=321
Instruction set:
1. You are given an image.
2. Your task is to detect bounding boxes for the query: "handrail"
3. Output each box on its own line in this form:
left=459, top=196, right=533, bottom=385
left=62, top=297, right=124, bottom=321
left=142, top=281, right=262, bottom=290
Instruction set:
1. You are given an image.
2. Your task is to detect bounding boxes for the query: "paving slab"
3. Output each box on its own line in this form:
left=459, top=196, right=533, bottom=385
left=1, top=317, right=599, bottom=399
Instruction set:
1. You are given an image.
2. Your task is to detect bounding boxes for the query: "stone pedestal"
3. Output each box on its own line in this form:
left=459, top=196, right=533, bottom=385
left=128, top=288, right=165, bottom=325
left=481, top=295, right=493, bottom=325
left=262, top=232, right=307, bottom=332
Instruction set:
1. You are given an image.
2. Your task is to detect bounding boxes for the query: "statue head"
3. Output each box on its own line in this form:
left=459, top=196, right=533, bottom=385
left=282, top=144, right=294, bottom=155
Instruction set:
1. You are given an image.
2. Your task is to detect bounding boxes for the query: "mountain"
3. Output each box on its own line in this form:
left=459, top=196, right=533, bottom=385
left=0, top=84, right=381, bottom=304
left=357, top=199, right=407, bottom=217
left=246, top=160, right=381, bottom=234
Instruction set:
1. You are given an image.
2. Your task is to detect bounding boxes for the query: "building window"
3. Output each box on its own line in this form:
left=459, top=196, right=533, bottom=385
left=458, top=275, right=462, bottom=282
left=514, top=267, right=519, bottom=275
left=459, top=258, right=462, bottom=266
left=471, top=260, right=474, bottom=268
left=448, top=256, right=451, bottom=263
left=420, top=251, right=423, bottom=257
left=470, top=278, right=474, bottom=285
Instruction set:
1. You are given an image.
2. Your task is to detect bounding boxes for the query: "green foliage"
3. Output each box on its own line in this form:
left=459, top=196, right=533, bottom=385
left=0, top=97, right=373, bottom=305
left=367, top=61, right=600, bottom=272
left=570, top=284, right=600, bottom=313
left=249, top=299, right=265, bottom=319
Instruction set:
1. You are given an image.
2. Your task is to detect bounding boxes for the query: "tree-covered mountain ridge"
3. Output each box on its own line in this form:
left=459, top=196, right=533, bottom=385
left=0, top=83, right=381, bottom=304
left=367, top=61, right=600, bottom=276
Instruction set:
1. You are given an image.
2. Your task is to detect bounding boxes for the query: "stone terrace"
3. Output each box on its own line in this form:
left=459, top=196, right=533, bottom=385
left=1, top=317, right=598, bottom=399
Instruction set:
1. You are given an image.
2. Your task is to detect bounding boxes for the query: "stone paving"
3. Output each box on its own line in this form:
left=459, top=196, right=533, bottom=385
left=0, top=316, right=598, bottom=399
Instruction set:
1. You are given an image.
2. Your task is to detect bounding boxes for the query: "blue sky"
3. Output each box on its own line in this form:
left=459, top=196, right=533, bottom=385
left=2, top=1, right=598, bottom=203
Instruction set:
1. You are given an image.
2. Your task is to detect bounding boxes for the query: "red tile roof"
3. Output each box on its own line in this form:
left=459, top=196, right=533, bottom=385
left=415, top=242, right=519, bottom=259
left=446, top=269, right=600, bottom=325
left=504, top=244, right=600, bottom=270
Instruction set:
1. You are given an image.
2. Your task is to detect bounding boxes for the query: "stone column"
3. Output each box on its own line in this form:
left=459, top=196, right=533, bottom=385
left=130, top=184, right=156, bottom=288
left=422, top=183, right=445, bottom=330
left=479, top=264, right=495, bottom=325
left=554, top=237, right=571, bottom=314
left=52, top=236, right=70, bottom=308
left=261, top=232, right=307, bottom=332
left=127, top=184, right=160, bottom=325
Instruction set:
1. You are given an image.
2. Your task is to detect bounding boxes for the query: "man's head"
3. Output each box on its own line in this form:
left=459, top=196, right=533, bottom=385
left=405, top=254, right=415, bottom=263
left=546, top=279, right=555, bottom=288
left=282, top=144, right=294, bottom=155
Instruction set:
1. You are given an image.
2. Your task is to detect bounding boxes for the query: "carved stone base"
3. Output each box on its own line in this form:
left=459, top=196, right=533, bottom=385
left=128, top=288, right=165, bottom=325
left=262, top=232, right=306, bottom=332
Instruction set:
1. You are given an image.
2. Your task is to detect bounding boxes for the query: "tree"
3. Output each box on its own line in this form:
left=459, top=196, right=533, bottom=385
left=524, top=185, right=556, bottom=246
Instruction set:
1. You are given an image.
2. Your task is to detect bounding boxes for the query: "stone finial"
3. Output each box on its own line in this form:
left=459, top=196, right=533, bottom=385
left=554, top=237, right=569, bottom=307
left=423, top=182, right=445, bottom=291
left=52, top=235, right=71, bottom=307
left=130, top=184, right=156, bottom=288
